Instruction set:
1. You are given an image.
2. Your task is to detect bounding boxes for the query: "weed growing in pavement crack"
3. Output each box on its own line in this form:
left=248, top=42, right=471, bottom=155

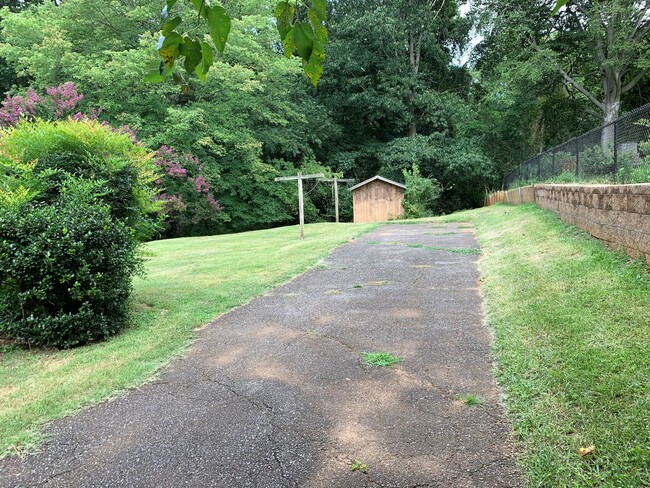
left=304, top=328, right=321, bottom=339
left=370, top=241, right=480, bottom=255
left=456, top=393, right=482, bottom=406
left=405, top=243, right=480, bottom=255
left=349, top=460, right=368, bottom=473
left=363, top=352, right=403, bottom=367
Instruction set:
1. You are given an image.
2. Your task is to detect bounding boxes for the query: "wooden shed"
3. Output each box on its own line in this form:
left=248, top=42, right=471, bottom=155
left=350, top=176, right=406, bottom=223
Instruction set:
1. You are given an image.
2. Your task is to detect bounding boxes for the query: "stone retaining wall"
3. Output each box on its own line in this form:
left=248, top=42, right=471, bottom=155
left=486, top=184, right=650, bottom=264
left=535, top=184, right=650, bottom=263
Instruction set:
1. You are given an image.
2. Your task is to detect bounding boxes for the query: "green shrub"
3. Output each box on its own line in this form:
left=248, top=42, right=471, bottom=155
left=0, top=119, right=160, bottom=239
left=0, top=119, right=156, bottom=348
left=402, top=164, right=442, bottom=219
left=554, top=151, right=576, bottom=174
left=0, top=197, right=142, bottom=348
left=617, top=130, right=650, bottom=183
left=539, top=154, right=553, bottom=179
left=579, top=144, right=615, bottom=176
left=617, top=159, right=650, bottom=183
left=551, top=171, right=580, bottom=183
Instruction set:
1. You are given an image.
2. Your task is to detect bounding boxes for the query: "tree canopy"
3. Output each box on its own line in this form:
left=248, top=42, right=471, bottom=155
left=0, top=0, right=648, bottom=232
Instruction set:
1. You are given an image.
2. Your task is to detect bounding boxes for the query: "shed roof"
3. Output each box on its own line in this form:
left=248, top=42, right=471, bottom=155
left=349, top=175, right=406, bottom=192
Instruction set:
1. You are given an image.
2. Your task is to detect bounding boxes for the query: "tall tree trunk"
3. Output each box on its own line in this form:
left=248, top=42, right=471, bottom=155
left=601, top=68, right=622, bottom=153
left=602, top=68, right=622, bottom=124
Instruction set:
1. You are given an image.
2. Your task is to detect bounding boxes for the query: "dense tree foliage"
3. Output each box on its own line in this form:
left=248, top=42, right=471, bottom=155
left=1, top=0, right=648, bottom=233
left=316, top=0, right=491, bottom=209
left=472, top=0, right=650, bottom=171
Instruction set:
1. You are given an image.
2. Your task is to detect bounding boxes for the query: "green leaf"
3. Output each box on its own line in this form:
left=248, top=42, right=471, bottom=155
left=196, top=42, right=214, bottom=80
left=167, top=0, right=178, bottom=9
left=158, top=32, right=183, bottom=69
left=161, top=32, right=183, bottom=48
left=207, top=5, right=231, bottom=53
left=274, top=1, right=295, bottom=41
left=311, top=39, right=326, bottom=64
left=310, top=0, right=327, bottom=22
left=551, top=0, right=568, bottom=14
left=144, top=62, right=171, bottom=83
left=282, top=28, right=295, bottom=59
left=180, top=37, right=202, bottom=74
left=144, top=67, right=164, bottom=82
left=304, top=40, right=325, bottom=86
left=162, top=16, right=182, bottom=36
left=308, top=8, right=328, bottom=46
left=144, top=71, right=165, bottom=83
left=293, top=22, right=314, bottom=62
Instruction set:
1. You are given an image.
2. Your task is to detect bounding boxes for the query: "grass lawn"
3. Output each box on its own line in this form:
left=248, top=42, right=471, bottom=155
left=0, top=222, right=375, bottom=457
left=420, top=204, right=649, bottom=486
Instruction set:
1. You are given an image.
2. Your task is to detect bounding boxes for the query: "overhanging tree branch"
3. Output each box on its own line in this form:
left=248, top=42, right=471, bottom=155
left=527, top=36, right=604, bottom=111
left=622, top=70, right=647, bottom=94
left=560, top=69, right=604, bottom=110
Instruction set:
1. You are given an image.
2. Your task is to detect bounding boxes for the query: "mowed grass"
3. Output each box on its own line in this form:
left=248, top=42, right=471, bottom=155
left=429, top=204, right=649, bottom=486
left=0, top=222, right=375, bottom=456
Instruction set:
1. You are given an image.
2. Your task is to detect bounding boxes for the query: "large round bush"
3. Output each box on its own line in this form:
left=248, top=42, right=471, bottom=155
left=0, top=199, right=142, bottom=348
left=0, top=119, right=160, bottom=239
left=0, top=119, right=157, bottom=348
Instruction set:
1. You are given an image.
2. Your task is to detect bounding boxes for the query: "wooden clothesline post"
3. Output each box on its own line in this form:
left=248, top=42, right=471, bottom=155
left=319, top=176, right=353, bottom=223
left=274, top=172, right=324, bottom=239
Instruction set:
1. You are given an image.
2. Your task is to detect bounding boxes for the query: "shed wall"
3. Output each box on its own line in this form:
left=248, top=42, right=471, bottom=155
left=353, top=180, right=405, bottom=223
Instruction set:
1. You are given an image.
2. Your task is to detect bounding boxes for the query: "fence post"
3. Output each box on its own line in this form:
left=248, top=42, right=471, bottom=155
left=575, top=138, right=580, bottom=177
left=551, top=150, right=556, bottom=177
left=537, top=156, right=541, bottom=181
left=613, top=120, right=618, bottom=179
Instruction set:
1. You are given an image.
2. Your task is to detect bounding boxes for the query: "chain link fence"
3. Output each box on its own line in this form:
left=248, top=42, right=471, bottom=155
left=504, top=104, right=650, bottom=190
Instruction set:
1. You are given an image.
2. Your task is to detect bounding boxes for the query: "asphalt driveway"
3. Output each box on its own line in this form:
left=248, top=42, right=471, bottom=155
left=0, top=223, right=521, bottom=487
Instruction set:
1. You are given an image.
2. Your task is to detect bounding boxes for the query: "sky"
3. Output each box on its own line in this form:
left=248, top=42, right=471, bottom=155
left=454, top=1, right=483, bottom=66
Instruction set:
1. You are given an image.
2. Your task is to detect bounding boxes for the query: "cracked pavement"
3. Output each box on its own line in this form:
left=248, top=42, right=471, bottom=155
left=0, top=223, right=522, bottom=487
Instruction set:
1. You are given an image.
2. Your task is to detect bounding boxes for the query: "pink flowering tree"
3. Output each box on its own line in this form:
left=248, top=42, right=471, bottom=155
left=0, top=82, right=84, bottom=127
left=154, top=146, right=225, bottom=236
left=0, top=83, right=223, bottom=237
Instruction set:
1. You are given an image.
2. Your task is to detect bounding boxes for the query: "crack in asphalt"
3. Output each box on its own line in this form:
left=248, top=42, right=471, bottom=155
left=182, top=363, right=300, bottom=487
left=32, top=462, right=83, bottom=487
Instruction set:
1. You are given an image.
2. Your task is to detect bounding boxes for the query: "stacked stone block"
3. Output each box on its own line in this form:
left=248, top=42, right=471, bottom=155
left=535, top=184, right=650, bottom=264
